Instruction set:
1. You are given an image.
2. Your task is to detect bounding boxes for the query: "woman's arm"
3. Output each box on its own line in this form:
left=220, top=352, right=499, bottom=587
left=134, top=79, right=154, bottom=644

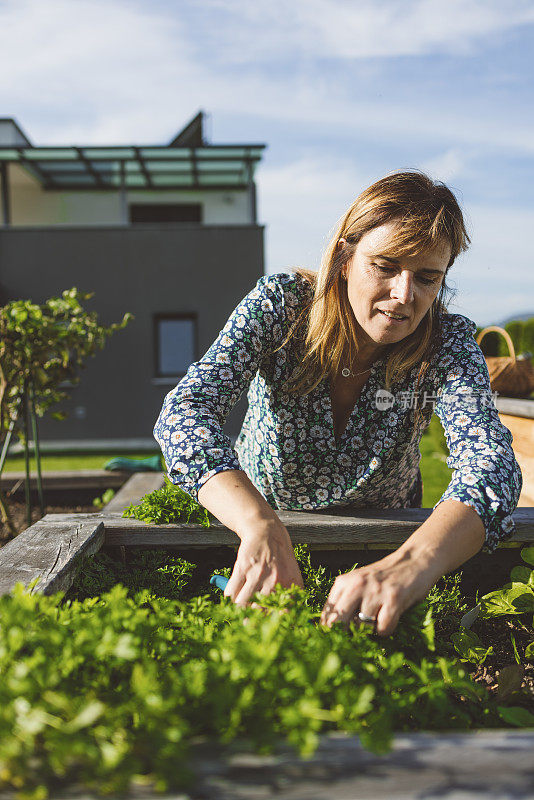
left=154, top=273, right=304, bottom=604
left=320, top=499, right=485, bottom=636
left=153, top=273, right=291, bottom=504
left=428, top=314, right=522, bottom=554
left=198, top=469, right=303, bottom=606
left=321, top=314, right=522, bottom=635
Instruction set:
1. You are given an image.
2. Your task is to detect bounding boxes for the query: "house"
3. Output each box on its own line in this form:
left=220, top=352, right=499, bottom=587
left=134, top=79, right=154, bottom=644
left=0, top=113, right=266, bottom=452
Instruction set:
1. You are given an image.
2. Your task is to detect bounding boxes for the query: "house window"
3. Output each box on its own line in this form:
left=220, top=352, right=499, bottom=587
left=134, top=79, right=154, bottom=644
left=129, top=203, right=202, bottom=223
left=155, top=314, right=197, bottom=377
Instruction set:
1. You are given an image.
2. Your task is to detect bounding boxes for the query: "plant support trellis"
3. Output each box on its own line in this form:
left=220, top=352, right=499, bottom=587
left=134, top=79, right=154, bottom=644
left=0, top=378, right=45, bottom=530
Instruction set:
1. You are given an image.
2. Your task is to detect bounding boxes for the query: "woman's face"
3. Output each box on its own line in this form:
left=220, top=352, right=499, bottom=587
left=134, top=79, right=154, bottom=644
left=341, top=220, right=451, bottom=361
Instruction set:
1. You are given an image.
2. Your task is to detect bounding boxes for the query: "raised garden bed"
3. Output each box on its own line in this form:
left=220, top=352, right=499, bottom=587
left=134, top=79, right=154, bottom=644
left=64, top=541, right=534, bottom=699
left=0, top=504, right=533, bottom=798
left=0, top=488, right=100, bottom=544
left=0, top=470, right=129, bottom=493
left=0, top=471, right=164, bottom=545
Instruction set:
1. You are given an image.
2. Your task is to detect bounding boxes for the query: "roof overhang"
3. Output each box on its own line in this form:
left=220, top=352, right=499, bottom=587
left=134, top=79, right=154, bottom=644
left=0, top=143, right=266, bottom=191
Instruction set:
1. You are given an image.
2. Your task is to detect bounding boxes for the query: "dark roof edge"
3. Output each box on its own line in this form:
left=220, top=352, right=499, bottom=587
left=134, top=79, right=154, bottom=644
left=169, top=111, right=205, bottom=147
left=1, top=143, right=267, bottom=152
left=0, top=117, right=32, bottom=146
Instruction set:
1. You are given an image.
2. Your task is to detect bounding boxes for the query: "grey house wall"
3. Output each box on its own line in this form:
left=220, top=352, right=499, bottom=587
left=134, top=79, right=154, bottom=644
left=0, top=224, right=264, bottom=448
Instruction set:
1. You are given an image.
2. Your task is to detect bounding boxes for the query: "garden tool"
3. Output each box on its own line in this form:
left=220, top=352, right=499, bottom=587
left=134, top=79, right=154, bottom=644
left=210, top=574, right=229, bottom=592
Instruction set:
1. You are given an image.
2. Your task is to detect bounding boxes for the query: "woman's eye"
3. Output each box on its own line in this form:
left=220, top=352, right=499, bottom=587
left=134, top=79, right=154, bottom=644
left=375, top=265, right=437, bottom=286
left=376, top=265, right=395, bottom=274
left=417, top=275, right=438, bottom=285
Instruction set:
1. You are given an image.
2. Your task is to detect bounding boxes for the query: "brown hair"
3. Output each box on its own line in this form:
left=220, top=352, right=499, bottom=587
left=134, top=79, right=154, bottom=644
left=274, top=170, right=471, bottom=438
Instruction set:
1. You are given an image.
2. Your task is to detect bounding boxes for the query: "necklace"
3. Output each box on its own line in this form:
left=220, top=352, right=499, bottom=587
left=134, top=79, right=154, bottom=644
left=341, top=365, right=373, bottom=378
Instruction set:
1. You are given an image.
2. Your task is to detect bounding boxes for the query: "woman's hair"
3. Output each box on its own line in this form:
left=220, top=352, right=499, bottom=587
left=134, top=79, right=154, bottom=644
left=273, top=170, right=471, bottom=439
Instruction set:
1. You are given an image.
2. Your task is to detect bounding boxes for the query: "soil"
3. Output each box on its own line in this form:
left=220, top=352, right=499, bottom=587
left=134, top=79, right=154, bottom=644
left=432, top=588, right=534, bottom=707
left=469, top=615, right=534, bottom=704
left=0, top=488, right=100, bottom=545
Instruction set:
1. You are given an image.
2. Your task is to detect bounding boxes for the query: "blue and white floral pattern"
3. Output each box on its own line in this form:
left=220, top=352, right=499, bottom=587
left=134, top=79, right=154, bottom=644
left=153, top=272, right=522, bottom=554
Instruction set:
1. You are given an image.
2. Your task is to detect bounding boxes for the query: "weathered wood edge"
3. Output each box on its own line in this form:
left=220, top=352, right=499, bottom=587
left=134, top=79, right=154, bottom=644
left=102, top=472, right=165, bottom=513
left=0, top=519, right=105, bottom=597
left=0, top=729, right=532, bottom=800
left=496, top=396, right=534, bottom=419
left=0, top=469, right=130, bottom=492
left=2, top=507, right=532, bottom=600
left=139, top=728, right=534, bottom=799
left=39, top=507, right=534, bottom=548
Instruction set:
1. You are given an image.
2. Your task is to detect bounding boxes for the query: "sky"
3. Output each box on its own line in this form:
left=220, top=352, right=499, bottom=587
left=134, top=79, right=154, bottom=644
left=1, top=0, right=533, bottom=326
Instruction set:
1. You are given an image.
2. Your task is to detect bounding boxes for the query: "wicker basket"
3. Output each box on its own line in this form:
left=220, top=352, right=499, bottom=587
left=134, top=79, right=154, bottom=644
left=476, top=325, right=534, bottom=398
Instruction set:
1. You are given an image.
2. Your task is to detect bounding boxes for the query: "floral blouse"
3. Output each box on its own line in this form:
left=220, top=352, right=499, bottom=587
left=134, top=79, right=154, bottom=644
left=153, top=271, right=522, bottom=554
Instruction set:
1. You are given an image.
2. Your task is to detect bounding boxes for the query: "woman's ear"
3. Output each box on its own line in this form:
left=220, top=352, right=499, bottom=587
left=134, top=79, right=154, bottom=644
left=338, top=238, right=349, bottom=280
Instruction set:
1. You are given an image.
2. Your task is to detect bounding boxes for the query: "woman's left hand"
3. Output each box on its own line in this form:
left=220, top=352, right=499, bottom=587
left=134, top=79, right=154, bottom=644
left=319, top=554, right=436, bottom=636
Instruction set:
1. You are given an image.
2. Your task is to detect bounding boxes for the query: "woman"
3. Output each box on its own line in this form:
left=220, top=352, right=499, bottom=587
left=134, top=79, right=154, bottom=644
left=153, top=171, right=522, bottom=636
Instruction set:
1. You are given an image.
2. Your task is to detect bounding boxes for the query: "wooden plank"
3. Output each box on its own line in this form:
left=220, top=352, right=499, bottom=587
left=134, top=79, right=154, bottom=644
left=175, top=729, right=534, bottom=800
left=499, top=413, right=534, bottom=506
left=0, top=518, right=105, bottom=596
left=496, top=396, right=534, bottom=419
left=8, top=729, right=533, bottom=799
left=0, top=469, right=129, bottom=492
left=40, top=507, right=534, bottom=549
left=102, top=472, right=165, bottom=512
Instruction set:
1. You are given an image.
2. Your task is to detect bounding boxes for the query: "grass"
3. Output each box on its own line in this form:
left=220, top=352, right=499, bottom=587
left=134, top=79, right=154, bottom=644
left=420, top=414, right=452, bottom=508
left=1, top=451, right=162, bottom=472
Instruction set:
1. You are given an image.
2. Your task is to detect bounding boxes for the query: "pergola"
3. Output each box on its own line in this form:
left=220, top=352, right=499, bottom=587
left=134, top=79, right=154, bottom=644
left=0, top=112, right=266, bottom=225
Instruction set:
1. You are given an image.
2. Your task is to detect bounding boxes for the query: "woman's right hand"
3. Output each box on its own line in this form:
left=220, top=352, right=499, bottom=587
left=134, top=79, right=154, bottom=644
left=224, top=522, right=304, bottom=608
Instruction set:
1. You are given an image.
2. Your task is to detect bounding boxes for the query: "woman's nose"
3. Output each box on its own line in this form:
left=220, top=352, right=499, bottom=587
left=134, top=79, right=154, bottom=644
left=392, top=271, right=414, bottom=304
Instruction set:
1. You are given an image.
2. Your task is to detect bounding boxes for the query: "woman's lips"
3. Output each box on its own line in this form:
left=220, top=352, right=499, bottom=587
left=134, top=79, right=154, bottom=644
left=378, top=309, right=408, bottom=323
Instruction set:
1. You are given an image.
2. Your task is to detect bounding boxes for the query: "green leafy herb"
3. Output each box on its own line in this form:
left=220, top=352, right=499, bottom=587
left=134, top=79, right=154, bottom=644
left=92, top=488, right=116, bottom=509
left=122, top=479, right=211, bottom=525
left=479, top=548, right=534, bottom=619
left=498, top=706, right=534, bottom=727
left=1, top=545, right=533, bottom=798
left=450, top=628, right=493, bottom=666
left=0, top=580, right=495, bottom=799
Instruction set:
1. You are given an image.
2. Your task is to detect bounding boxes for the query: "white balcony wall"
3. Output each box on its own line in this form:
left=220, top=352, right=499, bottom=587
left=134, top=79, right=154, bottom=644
left=9, top=165, right=122, bottom=225
left=6, top=164, right=253, bottom=226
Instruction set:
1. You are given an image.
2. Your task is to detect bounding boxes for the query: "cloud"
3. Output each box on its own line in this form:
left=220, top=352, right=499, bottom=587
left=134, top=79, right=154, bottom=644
left=186, top=0, right=534, bottom=62
left=437, top=203, right=534, bottom=323
left=463, top=203, right=534, bottom=282
left=420, top=148, right=471, bottom=181
left=1, top=0, right=534, bottom=158
left=0, top=0, right=198, bottom=143
left=260, top=154, right=376, bottom=272
left=262, top=157, right=534, bottom=325
left=0, top=0, right=532, bottom=325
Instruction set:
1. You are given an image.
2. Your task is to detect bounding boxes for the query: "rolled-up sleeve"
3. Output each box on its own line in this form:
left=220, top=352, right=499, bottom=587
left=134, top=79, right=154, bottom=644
left=153, top=274, right=288, bottom=502
left=432, top=315, right=523, bottom=554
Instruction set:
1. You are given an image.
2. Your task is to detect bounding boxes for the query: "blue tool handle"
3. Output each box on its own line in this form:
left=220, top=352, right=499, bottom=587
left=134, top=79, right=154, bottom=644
left=210, top=574, right=229, bottom=592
